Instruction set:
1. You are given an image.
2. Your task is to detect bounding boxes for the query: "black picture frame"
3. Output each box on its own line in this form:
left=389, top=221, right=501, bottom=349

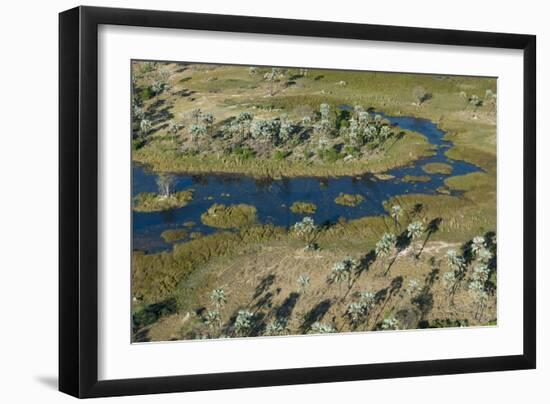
left=59, top=5, right=536, bottom=398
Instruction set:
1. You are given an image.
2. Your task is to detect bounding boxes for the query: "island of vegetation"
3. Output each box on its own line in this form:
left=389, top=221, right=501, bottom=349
left=402, top=175, right=431, bottom=183
left=290, top=201, right=317, bottom=215
left=160, top=229, right=188, bottom=243
left=422, top=162, right=453, bottom=175
left=200, top=203, right=257, bottom=229
left=334, top=193, right=365, bottom=207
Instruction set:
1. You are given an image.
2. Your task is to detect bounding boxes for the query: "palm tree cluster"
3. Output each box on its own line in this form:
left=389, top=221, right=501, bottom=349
left=441, top=234, right=496, bottom=318
left=346, top=290, right=376, bottom=328
left=346, top=107, right=392, bottom=147
left=200, top=288, right=228, bottom=336
left=328, top=257, right=358, bottom=293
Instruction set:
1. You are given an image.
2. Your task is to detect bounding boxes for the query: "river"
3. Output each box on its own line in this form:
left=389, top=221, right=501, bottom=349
left=132, top=112, right=481, bottom=252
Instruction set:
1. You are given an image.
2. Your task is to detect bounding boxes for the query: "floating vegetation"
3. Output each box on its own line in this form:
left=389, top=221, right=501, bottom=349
left=290, top=201, right=317, bottom=215
left=201, top=203, right=257, bottom=229
left=402, top=175, right=431, bottom=183
left=422, top=162, right=453, bottom=175
left=373, top=173, right=395, bottom=180
left=334, top=193, right=364, bottom=207
left=133, top=190, right=194, bottom=212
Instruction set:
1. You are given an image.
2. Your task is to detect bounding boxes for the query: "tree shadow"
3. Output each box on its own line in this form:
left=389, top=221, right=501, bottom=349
left=412, top=290, right=434, bottom=318
left=356, top=249, right=376, bottom=277
left=149, top=107, right=174, bottom=127
left=250, top=312, right=267, bottom=336
left=300, top=299, right=332, bottom=332
left=417, top=217, right=442, bottom=258
left=411, top=203, right=424, bottom=217
left=274, top=292, right=300, bottom=322
left=372, top=276, right=403, bottom=326
left=253, top=274, right=276, bottom=300
left=395, top=307, right=421, bottom=329
left=254, top=291, right=274, bottom=311
left=172, top=88, right=195, bottom=97
left=132, top=298, right=177, bottom=335
left=384, top=131, right=406, bottom=153
left=395, top=229, right=412, bottom=252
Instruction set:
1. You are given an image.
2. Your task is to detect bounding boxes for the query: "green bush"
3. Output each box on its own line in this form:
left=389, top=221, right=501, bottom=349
left=233, top=146, right=256, bottom=160
left=273, top=150, right=292, bottom=160
left=138, top=86, right=155, bottom=102
left=318, top=146, right=342, bottom=163
left=132, top=138, right=146, bottom=151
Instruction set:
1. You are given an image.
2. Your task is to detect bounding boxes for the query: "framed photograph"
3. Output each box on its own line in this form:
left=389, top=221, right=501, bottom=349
left=59, top=6, right=536, bottom=398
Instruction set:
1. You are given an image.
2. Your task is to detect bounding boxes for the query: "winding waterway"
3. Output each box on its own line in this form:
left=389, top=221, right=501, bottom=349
left=133, top=112, right=482, bottom=253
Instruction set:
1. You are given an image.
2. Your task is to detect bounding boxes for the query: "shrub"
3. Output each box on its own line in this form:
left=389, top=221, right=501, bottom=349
left=138, top=86, right=155, bottom=102
left=273, top=149, right=292, bottom=160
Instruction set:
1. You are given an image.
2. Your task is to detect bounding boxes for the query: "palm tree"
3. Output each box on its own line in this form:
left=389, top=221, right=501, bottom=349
left=391, top=205, right=403, bottom=230
left=235, top=112, right=254, bottom=142
left=309, top=322, right=335, bottom=334
left=210, top=288, right=227, bottom=311
left=346, top=301, right=366, bottom=327
left=292, top=216, right=318, bottom=249
left=328, top=261, right=349, bottom=295
left=264, top=68, right=281, bottom=96
left=189, top=124, right=207, bottom=144
left=200, top=112, right=215, bottom=136
left=297, top=275, right=310, bottom=295
left=375, top=232, right=396, bottom=273
left=407, top=221, right=424, bottom=259
left=443, top=249, right=465, bottom=303
left=471, top=235, right=486, bottom=256
left=264, top=319, right=288, bottom=336
left=203, top=310, right=221, bottom=334
left=190, top=108, right=202, bottom=124
left=234, top=309, right=254, bottom=337
left=328, top=257, right=356, bottom=295
left=406, top=279, right=421, bottom=296
left=156, top=174, right=175, bottom=198
left=139, top=119, right=152, bottom=138
left=168, top=120, right=182, bottom=143
left=381, top=316, right=400, bottom=330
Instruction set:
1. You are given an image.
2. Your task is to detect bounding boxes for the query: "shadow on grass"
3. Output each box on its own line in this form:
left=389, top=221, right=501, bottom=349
left=300, top=299, right=332, bottom=332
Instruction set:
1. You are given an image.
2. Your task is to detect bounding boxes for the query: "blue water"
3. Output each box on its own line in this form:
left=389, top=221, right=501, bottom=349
left=133, top=112, right=482, bottom=252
